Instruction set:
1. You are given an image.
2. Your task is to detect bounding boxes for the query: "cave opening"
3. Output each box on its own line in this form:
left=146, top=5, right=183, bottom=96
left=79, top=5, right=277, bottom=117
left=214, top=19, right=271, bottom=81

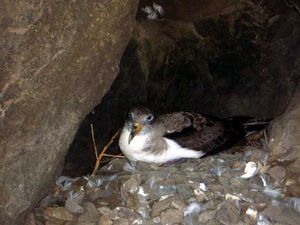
left=62, top=0, right=299, bottom=177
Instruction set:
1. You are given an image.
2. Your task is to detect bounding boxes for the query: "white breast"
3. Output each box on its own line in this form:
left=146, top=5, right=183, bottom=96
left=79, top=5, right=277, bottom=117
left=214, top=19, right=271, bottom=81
left=119, top=127, right=152, bottom=161
left=119, top=127, right=205, bottom=163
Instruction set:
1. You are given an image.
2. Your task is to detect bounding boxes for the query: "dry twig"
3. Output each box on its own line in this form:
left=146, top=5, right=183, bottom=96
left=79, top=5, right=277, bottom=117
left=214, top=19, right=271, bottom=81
left=103, top=153, right=125, bottom=158
left=90, top=124, right=121, bottom=176
left=263, top=129, right=268, bottom=145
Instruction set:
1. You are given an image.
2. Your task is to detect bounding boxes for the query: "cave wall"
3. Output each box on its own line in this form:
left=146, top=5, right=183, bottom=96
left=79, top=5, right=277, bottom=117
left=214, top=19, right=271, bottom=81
left=136, top=0, right=300, bottom=118
left=0, top=0, right=138, bottom=224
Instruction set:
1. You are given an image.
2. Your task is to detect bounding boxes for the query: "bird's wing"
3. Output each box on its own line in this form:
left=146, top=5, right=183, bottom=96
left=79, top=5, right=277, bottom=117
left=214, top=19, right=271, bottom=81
left=159, top=112, right=245, bottom=153
left=159, top=112, right=207, bottom=134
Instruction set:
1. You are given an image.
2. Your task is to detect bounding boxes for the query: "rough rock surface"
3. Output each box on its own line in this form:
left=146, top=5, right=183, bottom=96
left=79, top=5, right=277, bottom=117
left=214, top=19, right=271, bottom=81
left=268, top=82, right=300, bottom=196
left=0, top=0, right=138, bottom=224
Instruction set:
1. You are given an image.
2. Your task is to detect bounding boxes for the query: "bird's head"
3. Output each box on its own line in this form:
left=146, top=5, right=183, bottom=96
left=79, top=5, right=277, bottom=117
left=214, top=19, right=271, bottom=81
left=126, top=106, right=155, bottom=144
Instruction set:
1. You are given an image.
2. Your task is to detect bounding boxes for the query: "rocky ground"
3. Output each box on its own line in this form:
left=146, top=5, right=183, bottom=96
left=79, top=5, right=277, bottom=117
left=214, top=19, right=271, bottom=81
left=30, top=132, right=300, bottom=225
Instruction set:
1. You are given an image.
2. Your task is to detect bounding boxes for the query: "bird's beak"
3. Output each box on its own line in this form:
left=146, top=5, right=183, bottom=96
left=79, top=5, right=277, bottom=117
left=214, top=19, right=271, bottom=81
left=128, top=122, right=143, bottom=144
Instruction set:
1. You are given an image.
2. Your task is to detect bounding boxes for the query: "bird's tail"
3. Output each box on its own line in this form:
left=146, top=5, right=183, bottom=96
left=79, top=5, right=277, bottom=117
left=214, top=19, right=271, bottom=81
left=242, top=119, right=270, bottom=136
left=225, top=116, right=270, bottom=136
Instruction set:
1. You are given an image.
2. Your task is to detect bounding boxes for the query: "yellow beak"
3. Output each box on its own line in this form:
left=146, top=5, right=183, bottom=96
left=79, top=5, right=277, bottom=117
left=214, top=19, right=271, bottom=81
left=128, top=123, right=143, bottom=144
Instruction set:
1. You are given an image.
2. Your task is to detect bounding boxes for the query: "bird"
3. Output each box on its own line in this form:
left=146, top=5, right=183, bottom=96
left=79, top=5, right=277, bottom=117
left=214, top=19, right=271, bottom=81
left=118, top=105, right=259, bottom=164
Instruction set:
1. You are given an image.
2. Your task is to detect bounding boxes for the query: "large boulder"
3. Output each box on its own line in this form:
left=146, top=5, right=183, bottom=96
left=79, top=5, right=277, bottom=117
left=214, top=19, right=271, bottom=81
left=268, top=82, right=300, bottom=197
left=0, top=0, right=138, bottom=224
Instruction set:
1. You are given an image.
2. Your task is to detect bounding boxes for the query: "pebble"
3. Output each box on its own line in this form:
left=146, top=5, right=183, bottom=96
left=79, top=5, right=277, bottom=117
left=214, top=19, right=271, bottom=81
left=152, top=195, right=175, bottom=217
left=268, top=166, right=286, bottom=185
left=44, top=207, right=74, bottom=221
left=262, top=205, right=300, bottom=225
left=65, top=198, right=84, bottom=214
left=198, top=210, right=216, bottom=224
left=98, top=215, right=111, bottom=225
left=160, top=208, right=183, bottom=225
left=76, top=202, right=100, bottom=225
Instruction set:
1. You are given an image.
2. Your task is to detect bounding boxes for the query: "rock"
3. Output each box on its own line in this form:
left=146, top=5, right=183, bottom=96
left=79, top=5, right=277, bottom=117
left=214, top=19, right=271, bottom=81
left=44, top=207, right=74, bottom=221
left=198, top=210, right=216, bottom=224
left=45, top=220, right=66, bottom=225
left=177, top=184, right=194, bottom=201
left=203, top=201, right=217, bottom=211
left=262, top=205, right=300, bottom=225
left=236, top=221, right=247, bottom=225
left=194, top=189, right=209, bottom=202
left=170, top=198, right=186, bottom=212
left=111, top=207, right=140, bottom=220
left=153, top=182, right=177, bottom=198
left=268, top=166, right=286, bottom=185
left=24, top=213, right=37, bottom=225
left=112, top=218, right=129, bottom=225
left=93, top=191, right=123, bottom=210
left=268, top=82, right=300, bottom=196
left=152, top=196, right=174, bottom=217
left=98, top=215, right=111, bottom=225
left=151, top=195, right=184, bottom=217
left=0, top=0, right=139, bottom=224
left=65, top=199, right=84, bottom=214
left=97, top=206, right=112, bottom=217
left=76, top=202, right=100, bottom=225
left=217, top=201, right=240, bottom=225
left=151, top=195, right=185, bottom=217
left=160, top=208, right=183, bottom=225
left=121, top=174, right=150, bottom=217
left=122, top=174, right=141, bottom=194
left=206, top=219, right=223, bottom=225
left=86, top=188, right=113, bottom=202
left=101, top=159, right=127, bottom=173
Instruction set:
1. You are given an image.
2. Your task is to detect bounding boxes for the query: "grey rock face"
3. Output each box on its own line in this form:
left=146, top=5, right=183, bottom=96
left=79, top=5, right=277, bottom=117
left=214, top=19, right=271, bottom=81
left=0, top=0, right=138, bottom=224
left=268, top=82, right=300, bottom=197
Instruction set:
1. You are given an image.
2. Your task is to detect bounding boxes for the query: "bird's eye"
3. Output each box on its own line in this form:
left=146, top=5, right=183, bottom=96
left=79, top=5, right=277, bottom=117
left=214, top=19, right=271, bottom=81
left=147, top=114, right=154, bottom=121
left=128, top=112, right=134, bottom=119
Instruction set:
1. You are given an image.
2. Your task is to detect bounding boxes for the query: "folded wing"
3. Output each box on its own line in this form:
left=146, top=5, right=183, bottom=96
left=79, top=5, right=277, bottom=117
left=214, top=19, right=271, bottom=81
left=159, top=112, right=246, bottom=154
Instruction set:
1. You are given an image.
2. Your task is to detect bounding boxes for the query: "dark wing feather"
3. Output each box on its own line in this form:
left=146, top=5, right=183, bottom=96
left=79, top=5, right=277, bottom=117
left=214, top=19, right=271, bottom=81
left=159, top=112, right=206, bottom=133
left=160, top=112, right=246, bottom=154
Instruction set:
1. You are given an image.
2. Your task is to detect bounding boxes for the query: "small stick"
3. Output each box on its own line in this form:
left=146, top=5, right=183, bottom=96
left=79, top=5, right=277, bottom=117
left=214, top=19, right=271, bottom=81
left=91, top=127, right=121, bottom=176
left=263, top=129, right=268, bottom=145
left=103, top=153, right=125, bottom=158
left=90, top=124, right=99, bottom=160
